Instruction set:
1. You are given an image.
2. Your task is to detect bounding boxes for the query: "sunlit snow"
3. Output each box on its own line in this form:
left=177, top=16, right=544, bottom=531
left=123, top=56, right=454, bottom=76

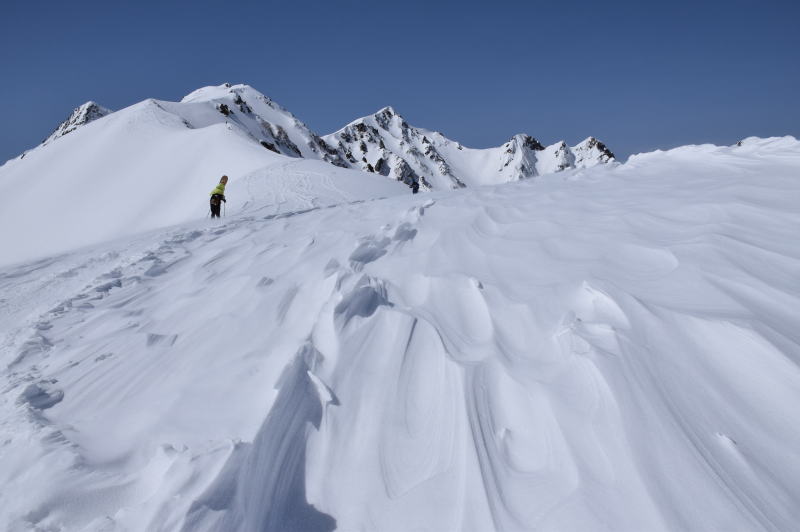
left=1, top=89, right=798, bottom=531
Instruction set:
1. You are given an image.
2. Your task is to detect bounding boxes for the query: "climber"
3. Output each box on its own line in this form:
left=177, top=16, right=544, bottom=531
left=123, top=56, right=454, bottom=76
left=209, top=175, right=228, bottom=218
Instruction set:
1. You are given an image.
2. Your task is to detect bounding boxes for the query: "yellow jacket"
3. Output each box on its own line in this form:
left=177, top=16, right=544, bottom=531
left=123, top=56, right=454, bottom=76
left=210, top=183, right=226, bottom=196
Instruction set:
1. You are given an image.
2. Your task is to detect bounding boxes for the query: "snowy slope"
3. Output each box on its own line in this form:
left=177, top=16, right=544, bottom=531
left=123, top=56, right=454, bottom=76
left=0, top=86, right=404, bottom=267
left=1, top=136, right=799, bottom=531
left=323, top=106, right=615, bottom=189
left=1, top=83, right=616, bottom=267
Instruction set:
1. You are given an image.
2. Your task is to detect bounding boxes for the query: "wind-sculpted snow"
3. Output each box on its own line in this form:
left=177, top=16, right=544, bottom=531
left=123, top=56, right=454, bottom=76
left=0, top=137, right=799, bottom=530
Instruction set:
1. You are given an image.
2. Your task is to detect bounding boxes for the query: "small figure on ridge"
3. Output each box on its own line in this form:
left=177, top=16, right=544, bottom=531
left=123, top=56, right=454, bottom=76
left=209, top=175, right=228, bottom=218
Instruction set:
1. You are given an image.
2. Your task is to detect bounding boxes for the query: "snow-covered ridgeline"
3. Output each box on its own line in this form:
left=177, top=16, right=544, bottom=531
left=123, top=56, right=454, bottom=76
left=323, top=106, right=615, bottom=189
left=8, top=83, right=614, bottom=190
left=0, top=83, right=617, bottom=266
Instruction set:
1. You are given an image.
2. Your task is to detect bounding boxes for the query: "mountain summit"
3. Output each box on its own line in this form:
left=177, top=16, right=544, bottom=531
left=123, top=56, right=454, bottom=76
left=42, top=101, right=112, bottom=146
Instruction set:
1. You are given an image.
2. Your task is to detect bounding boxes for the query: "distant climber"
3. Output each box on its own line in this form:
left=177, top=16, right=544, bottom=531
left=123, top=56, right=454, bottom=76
left=209, top=175, right=228, bottom=218
left=412, top=179, right=420, bottom=194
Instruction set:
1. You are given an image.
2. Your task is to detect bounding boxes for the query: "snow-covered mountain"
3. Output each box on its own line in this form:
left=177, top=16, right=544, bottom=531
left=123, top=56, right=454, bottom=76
left=41, top=101, right=112, bottom=146
left=4, top=83, right=798, bottom=531
left=178, top=84, right=347, bottom=166
left=323, top=106, right=615, bottom=189
left=168, top=84, right=616, bottom=189
left=1, top=135, right=798, bottom=531
left=9, top=83, right=614, bottom=191
left=0, top=84, right=420, bottom=266
left=0, top=83, right=617, bottom=265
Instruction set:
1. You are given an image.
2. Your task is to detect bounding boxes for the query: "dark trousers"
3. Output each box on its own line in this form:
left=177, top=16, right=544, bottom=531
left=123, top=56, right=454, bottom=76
left=210, top=196, right=222, bottom=218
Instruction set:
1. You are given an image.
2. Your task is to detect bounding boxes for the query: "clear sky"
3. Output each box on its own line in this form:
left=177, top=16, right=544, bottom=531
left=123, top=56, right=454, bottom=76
left=1, top=0, right=798, bottom=163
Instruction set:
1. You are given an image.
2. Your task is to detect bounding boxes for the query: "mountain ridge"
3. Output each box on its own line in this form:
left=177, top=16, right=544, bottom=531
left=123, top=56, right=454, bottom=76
left=15, top=83, right=615, bottom=188
left=322, top=105, right=616, bottom=189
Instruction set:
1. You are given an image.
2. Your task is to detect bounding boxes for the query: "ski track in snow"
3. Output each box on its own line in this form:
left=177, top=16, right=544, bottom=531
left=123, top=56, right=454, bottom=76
left=1, top=139, right=800, bottom=531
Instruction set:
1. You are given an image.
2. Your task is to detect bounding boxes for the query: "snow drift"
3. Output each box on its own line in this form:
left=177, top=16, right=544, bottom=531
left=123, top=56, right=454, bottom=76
left=1, top=134, right=799, bottom=531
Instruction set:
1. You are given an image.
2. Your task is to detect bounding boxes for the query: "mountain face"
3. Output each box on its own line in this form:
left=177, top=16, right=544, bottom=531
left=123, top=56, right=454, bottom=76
left=323, top=107, right=616, bottom=189
left=27, top=84, right=614, bottom=189
left=177, top=84, right=348, bottom=167
left=41, top=101, right=112, bottom=145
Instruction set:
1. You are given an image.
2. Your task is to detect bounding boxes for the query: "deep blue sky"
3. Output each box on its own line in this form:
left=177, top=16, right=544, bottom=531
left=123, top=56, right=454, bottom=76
left=1, top=0, right=798, bottom=162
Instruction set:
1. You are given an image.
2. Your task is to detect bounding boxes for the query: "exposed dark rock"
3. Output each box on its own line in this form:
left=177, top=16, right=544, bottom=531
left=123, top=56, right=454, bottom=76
left=310, top=134, right=348, bottom=167
left=43, top=102, right=112, bottom=144
left=522, top=135, right=545, bottom=151
left=585, top=137, right=615, bottom=160
left=233, top=93, right=253, bottom=114
left=375, top=108, right=398, bottom=130
left=260, top=141, right=279, bottom=153
left=394, top=159, right=417, bottom=185
left=273, top=125, right=302, bottom=157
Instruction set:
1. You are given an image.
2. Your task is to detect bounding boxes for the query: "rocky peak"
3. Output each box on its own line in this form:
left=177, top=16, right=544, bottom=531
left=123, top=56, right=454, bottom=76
left=521, top=134, right=545, bottom=151
left=585, top=137, right=615, bottom=160
left=373, top=106, right=405, bottom=130
left=377, top=106, right=398, bottom=118
left=43, top=102, right=112, bottom=145
left=572, top=136, right=616, bottom=167
left=506, top=134, right=545, bottom=153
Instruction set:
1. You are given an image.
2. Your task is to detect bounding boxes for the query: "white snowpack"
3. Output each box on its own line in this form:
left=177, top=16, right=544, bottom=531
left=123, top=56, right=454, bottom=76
left=0, top=133, right=798, bottom=530
left=0, top=91, right=405, bottom=268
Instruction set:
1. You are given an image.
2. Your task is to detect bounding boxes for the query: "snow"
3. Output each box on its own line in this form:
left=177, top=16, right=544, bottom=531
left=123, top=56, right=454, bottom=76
left=0, top=94, right=405, bottom=268
left=41, top=101, right=112, bottom=146
left=1, top=132, right=799, bottom=530
left=323, top=107, right=615, bottom=189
